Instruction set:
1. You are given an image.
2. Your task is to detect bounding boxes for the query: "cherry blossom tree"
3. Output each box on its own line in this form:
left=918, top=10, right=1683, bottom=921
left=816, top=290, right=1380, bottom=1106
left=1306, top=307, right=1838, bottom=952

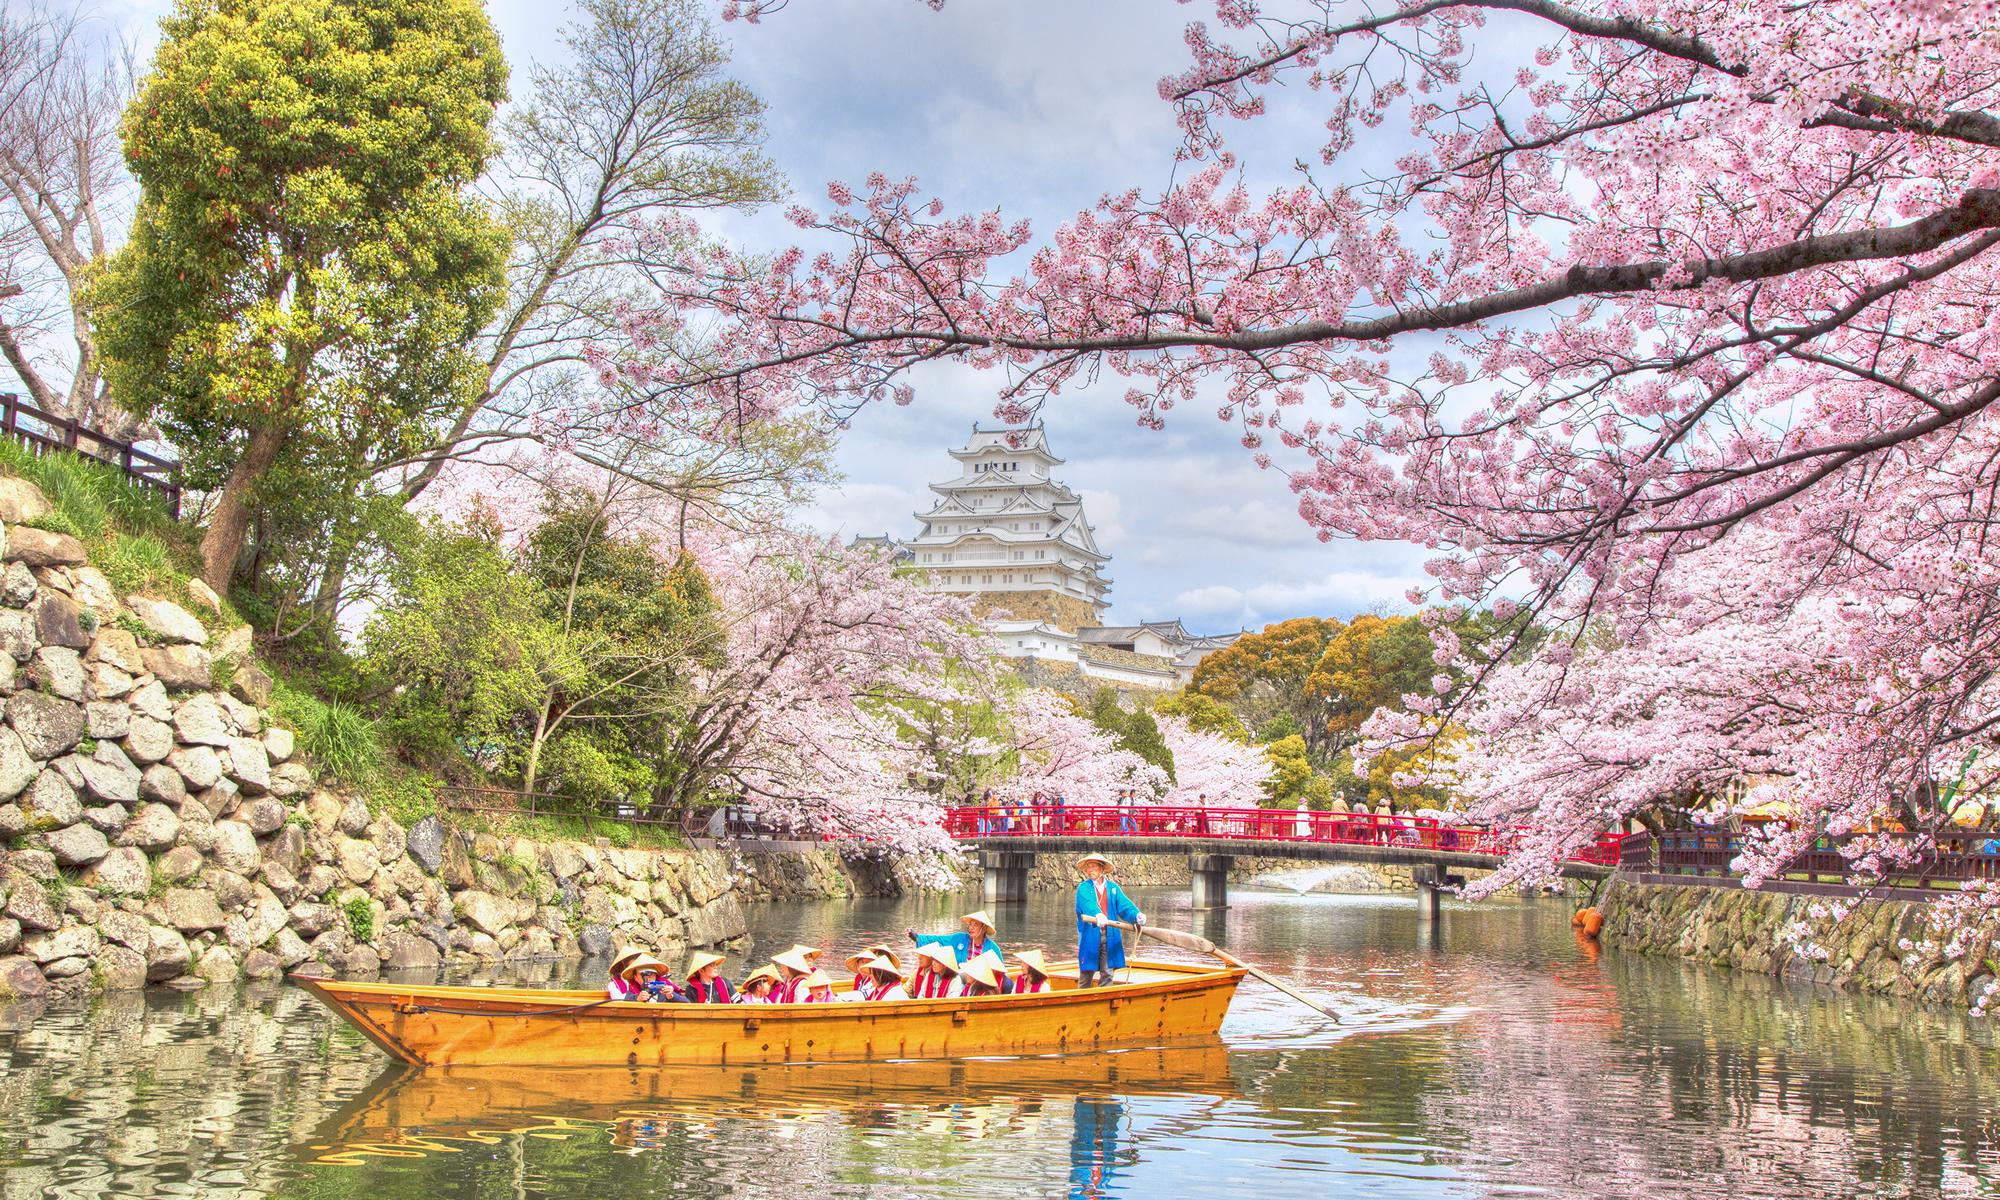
left=995, top=688, right=1169, bottom=805
left=1157, top=712, right=1273, bottom=805
left=626, top=0, right=2000, bottom=914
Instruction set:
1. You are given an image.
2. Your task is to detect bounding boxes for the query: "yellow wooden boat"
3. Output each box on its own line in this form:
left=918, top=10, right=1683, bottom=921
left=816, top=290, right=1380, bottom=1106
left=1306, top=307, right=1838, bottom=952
left=294, top=958, right=1245, bottom=1068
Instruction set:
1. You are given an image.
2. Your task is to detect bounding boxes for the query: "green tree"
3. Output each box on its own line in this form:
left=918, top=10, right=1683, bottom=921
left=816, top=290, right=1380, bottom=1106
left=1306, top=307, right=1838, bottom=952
left=1086, top=687, right=1175, bottom=785
left=1306, top=613, right=1439, bottom=746
left=1188, top=617, right=1343, bottom=755
left=1262, top=734, right=1312, bottom=807
left=1152, top=690, right=1249, bottom=742
left=90, top=0, right=509, bottom=591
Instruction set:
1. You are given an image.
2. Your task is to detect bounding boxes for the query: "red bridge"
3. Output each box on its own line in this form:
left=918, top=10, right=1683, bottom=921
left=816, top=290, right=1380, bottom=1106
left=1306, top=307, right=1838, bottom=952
left=943, top=804, right=1621, bottom=913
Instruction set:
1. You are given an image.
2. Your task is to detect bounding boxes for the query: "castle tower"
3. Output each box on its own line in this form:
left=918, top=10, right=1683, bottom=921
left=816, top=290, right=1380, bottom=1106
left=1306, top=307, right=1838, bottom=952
left=906, top=424, right=1110, bottom=628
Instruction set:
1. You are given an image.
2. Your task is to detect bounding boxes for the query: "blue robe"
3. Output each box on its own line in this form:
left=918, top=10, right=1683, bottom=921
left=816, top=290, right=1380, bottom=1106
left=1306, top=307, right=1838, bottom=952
left=1075, top=878, right=1140, bottom=972
left=914, top=931, right=1002, bottom=967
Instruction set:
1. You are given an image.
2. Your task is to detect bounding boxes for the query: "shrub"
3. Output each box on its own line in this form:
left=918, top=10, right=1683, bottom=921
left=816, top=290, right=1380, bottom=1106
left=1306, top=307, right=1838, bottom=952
left=373, top=772, right=440, bottom=826
left=271, top=682, right=383, bottom=784
left=101, top=533, right=183, bottom=596
left=341, top=896, right=375, bottom=943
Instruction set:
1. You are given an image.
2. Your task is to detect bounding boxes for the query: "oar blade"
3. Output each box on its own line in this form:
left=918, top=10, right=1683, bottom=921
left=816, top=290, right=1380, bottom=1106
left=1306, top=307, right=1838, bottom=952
left=1133, top=924, right=1216, bottom=955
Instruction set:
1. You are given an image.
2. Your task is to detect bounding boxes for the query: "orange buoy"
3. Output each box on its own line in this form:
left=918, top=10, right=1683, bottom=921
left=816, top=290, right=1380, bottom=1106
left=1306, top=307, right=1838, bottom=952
left=1574, top=907, right=1604, bottom=937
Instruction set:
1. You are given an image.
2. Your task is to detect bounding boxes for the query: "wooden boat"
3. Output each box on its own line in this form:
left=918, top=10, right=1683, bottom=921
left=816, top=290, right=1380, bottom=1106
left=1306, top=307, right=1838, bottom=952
left=293, top=957, right=1245, bottom=1068
left=298, top=1041, right=1242, bottom=1164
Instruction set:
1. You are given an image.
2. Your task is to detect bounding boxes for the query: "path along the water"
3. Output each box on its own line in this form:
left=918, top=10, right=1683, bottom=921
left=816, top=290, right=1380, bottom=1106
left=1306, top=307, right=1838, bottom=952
left=1, top=886, right=1996, bottom=1199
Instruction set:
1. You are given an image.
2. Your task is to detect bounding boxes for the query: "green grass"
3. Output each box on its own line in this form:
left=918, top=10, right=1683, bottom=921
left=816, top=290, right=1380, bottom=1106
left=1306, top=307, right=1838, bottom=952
left=340, top=896, right=375, bottom=943
left=100, top=532, right=182, bottom=597
left=372, top=771, right=441, bottom=826
left=270, top=681, right=384, bottom=784
left=0, top=439, right=178, bottom=544
left=502, top=810, right=684, bottom=850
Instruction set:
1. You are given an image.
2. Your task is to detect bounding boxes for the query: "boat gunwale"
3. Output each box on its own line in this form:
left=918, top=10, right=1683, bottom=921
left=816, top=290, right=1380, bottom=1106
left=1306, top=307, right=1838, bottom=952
left=291, top=957, right=1244, bottom=1023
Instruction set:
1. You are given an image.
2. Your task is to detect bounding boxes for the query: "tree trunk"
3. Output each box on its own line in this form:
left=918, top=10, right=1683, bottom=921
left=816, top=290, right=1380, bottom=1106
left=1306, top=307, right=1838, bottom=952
left=199, top=423, right=290, bottom=593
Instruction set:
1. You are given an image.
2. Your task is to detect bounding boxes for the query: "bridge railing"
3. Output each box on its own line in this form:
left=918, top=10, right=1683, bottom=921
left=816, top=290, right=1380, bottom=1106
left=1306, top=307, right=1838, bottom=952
left=1636, top=828, right=2000, bottom=890
left=942, top=805, right=1625, bottom=866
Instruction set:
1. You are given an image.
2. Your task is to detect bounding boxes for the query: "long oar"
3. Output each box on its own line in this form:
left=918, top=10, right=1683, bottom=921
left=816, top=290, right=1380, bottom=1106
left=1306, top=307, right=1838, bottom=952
left=1109, top=920, right=1341, bottom=1024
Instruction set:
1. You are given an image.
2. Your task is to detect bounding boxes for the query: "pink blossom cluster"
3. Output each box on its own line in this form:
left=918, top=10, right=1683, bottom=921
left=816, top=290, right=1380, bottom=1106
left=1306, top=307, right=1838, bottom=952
left=1156, top=713, right=1274, bottom=805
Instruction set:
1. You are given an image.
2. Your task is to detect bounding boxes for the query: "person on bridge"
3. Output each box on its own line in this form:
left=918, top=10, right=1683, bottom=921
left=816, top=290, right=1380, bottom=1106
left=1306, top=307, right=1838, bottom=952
left=1075, top=854, right=1143, bottom=988
left=906, top=910, right=1002, bottom=966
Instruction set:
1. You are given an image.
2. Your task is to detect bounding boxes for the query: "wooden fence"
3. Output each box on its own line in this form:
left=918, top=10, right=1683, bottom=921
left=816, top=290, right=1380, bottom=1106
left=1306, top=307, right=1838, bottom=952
left=0, top=393, right=183, bottom=518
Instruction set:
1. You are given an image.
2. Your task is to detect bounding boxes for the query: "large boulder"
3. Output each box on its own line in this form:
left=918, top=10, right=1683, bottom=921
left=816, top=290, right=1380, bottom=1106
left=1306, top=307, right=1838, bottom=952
left=4, top=876, right=59, bottom=931
left=241, top=796, right=286, bottom=837
left=165, top=745, right=222, bottom=791
left=82, top=845, right=149, bottom=896
left=268, top=761, right=313, bottom=798
left=84, top=700, right=129, bottom=741
left=229, top=661, right=275, bottom=707
left=337, top=796, right=371, bottom=837
left=98, top=943, right=148, bottom=990
left=6, top=526, right=86, bottom=569
left=21, top=923, right=98, bottom=964
left=124, top=715, right=173, bottom=765
left=80, top=803, right=127, bottom=833
left=218, top=692, right=260, bottom=734
left=453, top=890, right=512, bottom=938
left=0, top=730, right=29, bottom=801
left=143, top=925, right=190, bottom=981
left=406, top=815, right=447, bottom=874
left=140, top=644, right=212, bottom=691
left=0, top=803, right=22, bottom=838
left=7, top=690, right=83, bottom=759
left=90, top=664, right=131, bottom=702
left=154, top=844, right=202, bottom=883
left=34, top=592, right=89, bottom=650
left=139, top=763, right=187, bottom=807
left=44, top=822, right=109, bottom=867
left=31, top=646, right=88, bottom=701
left=0, top=479, right=51, bottom=524
left=172, top=695, right=232, bottom=747
left=67, top=567, right=117, bottom=615
left=0, top=561, right=34, bottom=607
left=126, top=679, right=171, bottom=722
left=19, top=767, right=77, bottom=828
left=118, top=802, right=180, bottom=851
left=0, top=608, right=35, bottom=661
left=77, top=741, right=142, bottom=804
left=156, top=888, right=226, bottom=933
left=126, top=596, right=208, bottom=646
left=334, top=836, right=379, bottom=885
left=263, top=726, right=295, bottom=763
left=0, top=955, right=49, bottom=997
left=380, top=928, right=443, bottom=970
left=195, top=945, right=238, bottom=982
left=260, top=823, right=306, bottom=878
left=211, top=819, right=260, bottom=875
left=87, top=627, right=143, bottom=672
left=224, top=736, right=270, bottom=794
left=272, top=927, right=312, bottom=968
left=289, top=902, right=338, bottom=939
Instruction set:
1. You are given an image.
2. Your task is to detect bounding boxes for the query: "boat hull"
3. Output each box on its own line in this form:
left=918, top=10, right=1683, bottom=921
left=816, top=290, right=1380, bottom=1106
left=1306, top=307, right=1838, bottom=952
left=293, top=959, right=1245, bottom=1068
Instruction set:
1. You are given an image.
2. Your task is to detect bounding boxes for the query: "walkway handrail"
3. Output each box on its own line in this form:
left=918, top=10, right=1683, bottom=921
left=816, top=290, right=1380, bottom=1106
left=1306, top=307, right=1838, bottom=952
left=943, top=804, right=1625, bottom=866
left=0, top=393, right=183, bottom=518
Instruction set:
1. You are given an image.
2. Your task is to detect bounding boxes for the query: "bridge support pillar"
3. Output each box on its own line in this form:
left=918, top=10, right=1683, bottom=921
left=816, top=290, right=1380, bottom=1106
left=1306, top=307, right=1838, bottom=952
left=1189, top=854, right=1233, bottom=910
left=980, top=849, right=1036, bottom=905
left=1412, top=865, right=1465, bottom=923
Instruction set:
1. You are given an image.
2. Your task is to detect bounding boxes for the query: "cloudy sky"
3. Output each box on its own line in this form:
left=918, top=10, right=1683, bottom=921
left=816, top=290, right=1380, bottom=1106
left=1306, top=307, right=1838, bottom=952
left=93, top=0, right=1441, bottom=632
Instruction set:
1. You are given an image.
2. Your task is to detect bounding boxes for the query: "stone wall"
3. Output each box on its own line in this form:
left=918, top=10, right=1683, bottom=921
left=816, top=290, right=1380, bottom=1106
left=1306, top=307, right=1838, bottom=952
left=1600, top=878, right=1998, bottom=1008
left=0, top=477, right=902, bottom=999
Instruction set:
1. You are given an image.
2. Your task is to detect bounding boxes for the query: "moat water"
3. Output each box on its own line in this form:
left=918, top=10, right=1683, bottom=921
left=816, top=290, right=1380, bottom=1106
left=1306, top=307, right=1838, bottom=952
left=2, top=887, right=1996, bottom=1198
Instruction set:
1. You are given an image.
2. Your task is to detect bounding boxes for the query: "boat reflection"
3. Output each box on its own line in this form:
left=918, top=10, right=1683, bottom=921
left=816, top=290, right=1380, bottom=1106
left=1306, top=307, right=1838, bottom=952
left=298, top=1040, right=1242, bottom=1167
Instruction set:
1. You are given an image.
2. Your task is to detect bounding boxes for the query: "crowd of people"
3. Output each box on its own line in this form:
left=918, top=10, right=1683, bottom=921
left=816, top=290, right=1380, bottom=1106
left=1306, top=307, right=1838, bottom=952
left=605, top=854, right=1146, bottom=1002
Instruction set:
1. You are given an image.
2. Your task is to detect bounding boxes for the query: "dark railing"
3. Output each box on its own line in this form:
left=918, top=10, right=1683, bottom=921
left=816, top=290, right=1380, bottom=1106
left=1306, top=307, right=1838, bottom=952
left=943, top=804, right=1626, bottom=866
left=0, top=393, right=183, bottom=518
left=1636, top=828, right=2000, bottom=891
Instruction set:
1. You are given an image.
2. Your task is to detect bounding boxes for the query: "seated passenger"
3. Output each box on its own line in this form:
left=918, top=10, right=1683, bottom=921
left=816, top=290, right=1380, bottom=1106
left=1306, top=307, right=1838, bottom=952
left=771, top=948, right=816, bottom=1002
left=860, top=955, right=907, bottom=1000
left=970, top=948, right=1015, bottom=994
left=958, top=955, right=1002, bottom=997
left=624, top=955, right=683, bottom=1002
left=796, top=970, right=835, bottom=1003
left=683, top=950, right=734, bottom=1003
left=906, top=911, right=1002, bottom=966
left=908, top=943, right=959, bottom=999
left=606, top=947, right=647, bottom=1000
left=737, top=965, right=779, bottom=1003
left=784, top=943, right=828, bottom=970
left=841, top=950, right=880, bottom=999
left=1013, top=949, right=1053, bottom=994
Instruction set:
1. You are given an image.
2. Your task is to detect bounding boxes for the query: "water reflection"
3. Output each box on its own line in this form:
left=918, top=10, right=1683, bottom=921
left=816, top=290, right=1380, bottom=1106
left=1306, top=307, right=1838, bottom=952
left=0, top=888, right=1995, bottom=1198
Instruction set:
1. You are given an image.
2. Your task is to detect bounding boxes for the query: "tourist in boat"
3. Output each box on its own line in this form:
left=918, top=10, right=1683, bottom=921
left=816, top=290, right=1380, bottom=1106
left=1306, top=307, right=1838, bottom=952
left=737, top=964, right=780, bottom=1003
left=1075, top=853, right=1143, bottom=988
left=771, top=948, right=817, bottom=1002
left=606, top=947, right=648, bottom=1000
left=683, top=951, right=734, bottom=1003
left=1013, top=949, right=1053, bottom=994
left=908, top=942, right=960, bottom=998
left=624, top=955, right=685, bottom=1002
left=796, top=970, right=835, bottom=1003
left=970, top=947, right=1015, bottom=994
left=860, top=955, right=907, bottom=1000
left=959, top=955, right=1003, bottom=997
left=905, top=910, right=1002, bottom=965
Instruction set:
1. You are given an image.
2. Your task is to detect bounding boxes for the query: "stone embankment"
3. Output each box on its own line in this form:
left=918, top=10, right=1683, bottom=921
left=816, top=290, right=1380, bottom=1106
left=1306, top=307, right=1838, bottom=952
left=1600, top=879, right=1998, bottom=1008
left=0, top=476, right=894, bottom=998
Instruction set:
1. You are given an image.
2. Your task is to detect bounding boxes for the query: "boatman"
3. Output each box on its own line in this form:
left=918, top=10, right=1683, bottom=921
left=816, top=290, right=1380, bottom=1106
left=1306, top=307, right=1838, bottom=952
left=906, top=910, right=1003, bottom=966
left=1075, top=853, right=1143, bottom=988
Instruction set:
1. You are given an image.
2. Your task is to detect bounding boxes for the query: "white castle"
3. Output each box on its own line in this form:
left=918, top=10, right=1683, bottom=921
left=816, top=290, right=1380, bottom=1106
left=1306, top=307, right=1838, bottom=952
left=854, top=424, right=1238, bottom=689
